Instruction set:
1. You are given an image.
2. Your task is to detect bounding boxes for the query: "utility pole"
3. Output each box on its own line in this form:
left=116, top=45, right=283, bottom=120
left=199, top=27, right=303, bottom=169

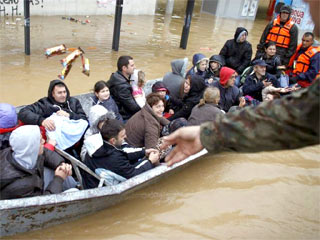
left=180, top=0, right=195, bottom=50
left=24, top=0, right=30, bottom=55
left=112, top=0, right=123, bottom=51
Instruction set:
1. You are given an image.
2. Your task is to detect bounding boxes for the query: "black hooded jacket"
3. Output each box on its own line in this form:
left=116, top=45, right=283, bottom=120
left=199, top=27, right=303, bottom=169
left=107, top=71, right=141, bottom=120
left=219, top=27, right=252, bottom=75
left=205, top=55, right=225, bottom=79
left=18, top=80, right=87, bottom=126
left=82, top=141, right=153, bottom=189
left=168, top=75, right=207, bottom=121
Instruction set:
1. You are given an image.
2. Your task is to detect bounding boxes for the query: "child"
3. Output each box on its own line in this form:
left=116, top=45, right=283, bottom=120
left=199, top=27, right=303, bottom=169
left=91, top=80, right=123, bottom=122
left=152, top=81, right=181, bottom=119
left=130, top=69, right=146, bottom=108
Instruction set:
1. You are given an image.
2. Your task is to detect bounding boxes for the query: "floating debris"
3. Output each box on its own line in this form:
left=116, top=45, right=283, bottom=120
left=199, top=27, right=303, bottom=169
left=81, top=55, right=90, bottom=76
left=61, top=48, right=84, bottom=67
left=45, top=44, right=67, bottom=58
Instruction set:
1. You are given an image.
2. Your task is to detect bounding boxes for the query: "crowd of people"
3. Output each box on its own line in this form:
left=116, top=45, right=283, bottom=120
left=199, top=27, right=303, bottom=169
left=0, top=4, right=319, bottom=200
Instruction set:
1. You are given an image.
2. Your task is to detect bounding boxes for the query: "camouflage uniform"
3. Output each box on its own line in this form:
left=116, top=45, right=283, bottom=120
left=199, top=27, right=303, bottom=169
left=200, top=79, right=319, bottom=153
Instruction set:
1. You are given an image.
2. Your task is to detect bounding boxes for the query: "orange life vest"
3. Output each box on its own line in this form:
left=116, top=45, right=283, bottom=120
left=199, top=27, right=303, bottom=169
left=288, top=44, right=320, bottom=87
left=266, top=16, right=295, bottom=49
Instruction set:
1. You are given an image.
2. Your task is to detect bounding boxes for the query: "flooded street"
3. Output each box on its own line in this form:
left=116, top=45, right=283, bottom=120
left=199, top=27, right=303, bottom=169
left=1, top=2, right=320, bottom=240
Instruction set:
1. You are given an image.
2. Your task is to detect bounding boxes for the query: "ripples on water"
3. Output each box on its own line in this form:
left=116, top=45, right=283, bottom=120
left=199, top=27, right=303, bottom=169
left=1, top=6, right=320, bottom=240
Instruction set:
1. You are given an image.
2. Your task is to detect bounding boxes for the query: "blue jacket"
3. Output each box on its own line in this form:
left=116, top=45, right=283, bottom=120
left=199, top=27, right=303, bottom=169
left=91, top=95, right=123, bottom=122
left=186, top=53, right=207, bottom=79
left=213, top=81, right=240, bottom=112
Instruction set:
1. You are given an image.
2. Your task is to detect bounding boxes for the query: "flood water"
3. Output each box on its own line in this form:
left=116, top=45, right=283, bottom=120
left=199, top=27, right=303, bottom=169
left=1, top=3, right=320, bottom=240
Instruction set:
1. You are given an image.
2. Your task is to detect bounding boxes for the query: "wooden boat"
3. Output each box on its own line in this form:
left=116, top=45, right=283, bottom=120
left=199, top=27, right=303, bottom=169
left=0, top=78, right=208, bottom=237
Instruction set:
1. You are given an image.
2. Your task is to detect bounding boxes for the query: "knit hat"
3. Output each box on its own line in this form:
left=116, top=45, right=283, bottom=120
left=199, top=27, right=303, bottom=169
left=219, top=67, right=236, bottom=86
left=280, top=5, right=291, bottom=14
left=0, top=103, right=18, bottom=129
left=152, top=81, right=170, bottom=94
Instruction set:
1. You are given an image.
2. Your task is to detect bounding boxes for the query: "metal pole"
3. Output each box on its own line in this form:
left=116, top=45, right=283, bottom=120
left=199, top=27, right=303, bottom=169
left=24, top=0, right=30, bottom=55
left=179, top=0, right=195, bottom=50
left=165, top=0, right=174, bottom=15
left=112, top=0, right=123, bottom=51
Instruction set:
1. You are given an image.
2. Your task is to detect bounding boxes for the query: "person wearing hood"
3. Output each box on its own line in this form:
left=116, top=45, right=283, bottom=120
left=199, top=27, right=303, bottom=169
left=185, top=53, right=208, bottom=79
left=287, top=32, right=320, bottom=88
left=151, top=81, right=181, bottom=118
left=243, top=59, right=280, bottom=102
left=125, top=93, right=170, bottom=149
left=18, top=79, right=87, bottom=131
left=80, top=105, right=116, bottom=161
left=107, top=56, right=141, bottom=121
left=168, top=74, right=207, bottom=121
left=257, top=5, right=298, bottom=66
left=219, top=27, right=252, bottom=76
left=213, top=67, right=245, bottom=112
left=0, top=103, right=24, bottom=150
left=204, top=55, right=225, bottom=86
left=163, top=58, right=188, bottom=99
left=82, top=118, right=160, bottom=189
left=0, top=125, right=72, bottom=200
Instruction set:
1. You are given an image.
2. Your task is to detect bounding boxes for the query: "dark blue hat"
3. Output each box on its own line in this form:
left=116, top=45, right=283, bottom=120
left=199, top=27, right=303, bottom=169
left=252, top=59, right=267, bottom=66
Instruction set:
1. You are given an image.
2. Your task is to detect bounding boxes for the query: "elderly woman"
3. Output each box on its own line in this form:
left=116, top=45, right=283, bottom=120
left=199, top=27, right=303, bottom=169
left=0, top=125, right=72, bottom=200
left=125, top=93, right=170, bottom=149
left=188, top=87, right=224, bottom=126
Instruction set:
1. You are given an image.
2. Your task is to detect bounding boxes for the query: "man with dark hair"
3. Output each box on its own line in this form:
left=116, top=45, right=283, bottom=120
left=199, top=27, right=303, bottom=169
left=18, top=79, right=87, bottom=131
left=107, top=56, right=141, bottom=121
left=82, top=119, right=160, bottom=189
left=257, top=5, right=298, bottom=66
left=287, top=32, right=320, bottom=88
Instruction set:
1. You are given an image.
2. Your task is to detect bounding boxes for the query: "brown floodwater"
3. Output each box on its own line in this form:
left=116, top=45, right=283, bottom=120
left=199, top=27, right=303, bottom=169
left=1, top=3, right=320, bottom=240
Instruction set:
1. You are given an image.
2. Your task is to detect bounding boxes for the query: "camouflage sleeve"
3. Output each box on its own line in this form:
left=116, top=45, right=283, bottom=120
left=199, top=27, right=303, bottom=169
left=200, top=80, right=320, bottom=154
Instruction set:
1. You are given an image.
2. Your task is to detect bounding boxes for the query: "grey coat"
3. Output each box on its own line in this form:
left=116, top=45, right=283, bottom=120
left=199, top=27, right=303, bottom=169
left=163, top=58, right=188, bottom=99
left=188, top=103, right=224, bottom=126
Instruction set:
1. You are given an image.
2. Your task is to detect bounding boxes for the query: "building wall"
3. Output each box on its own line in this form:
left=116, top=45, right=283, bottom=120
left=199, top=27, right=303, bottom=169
left=0, top=0, right=157, bottom=16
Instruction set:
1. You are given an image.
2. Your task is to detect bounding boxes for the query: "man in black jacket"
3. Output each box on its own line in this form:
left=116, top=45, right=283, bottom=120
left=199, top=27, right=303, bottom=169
left=82, top=119, right=160, bottom=189
left=219, top=27, right=252, bottom=76
left=243, top=59, right=279, bottom=101
left=18, top=79, right=87, bottom=131
left=107, top=56, right=141, bottom=121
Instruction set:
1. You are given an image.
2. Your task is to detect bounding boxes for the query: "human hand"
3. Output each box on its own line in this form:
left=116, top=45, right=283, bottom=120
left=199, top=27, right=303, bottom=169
left=262, top=80, right=272, bottom=87
left=169, top=109, right=174, bottom=115
left=55, top=163, right=72, bottom=180
left=160, top=126, right=204, bottom=166
left=207, top=78, right=214, bottom=84
left=42, top=119, right=56, bottom=131
left=148, top=151, right=160, bottom=164
left=145, top=148, right=158, bottom=157
left=56, top=110, right=70, bottom=118
left=239, top=97, right=246, bottom=108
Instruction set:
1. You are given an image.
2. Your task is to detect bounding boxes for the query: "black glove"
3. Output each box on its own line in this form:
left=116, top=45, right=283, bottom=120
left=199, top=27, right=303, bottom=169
left=289, top=76, right=299, bottom=84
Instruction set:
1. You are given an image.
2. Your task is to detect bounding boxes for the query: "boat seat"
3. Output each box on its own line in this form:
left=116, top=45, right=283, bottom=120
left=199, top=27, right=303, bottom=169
left=55, top=148, right=110, bottom=189
left=95, top=168, right=127, bottom=187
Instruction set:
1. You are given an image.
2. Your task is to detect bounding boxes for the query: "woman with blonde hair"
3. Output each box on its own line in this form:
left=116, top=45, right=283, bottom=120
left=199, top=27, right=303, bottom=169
left=188, top=87, right=224, bottom=126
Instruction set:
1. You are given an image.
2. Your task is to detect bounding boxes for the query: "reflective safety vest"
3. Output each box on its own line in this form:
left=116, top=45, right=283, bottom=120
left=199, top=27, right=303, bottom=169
left=266, top=16, right=295, bottom=49
left=289, top=44, right=320, bottom=87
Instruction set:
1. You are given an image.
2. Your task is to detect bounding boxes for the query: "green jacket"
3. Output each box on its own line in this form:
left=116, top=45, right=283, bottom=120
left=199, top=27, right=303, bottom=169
left=200, top=80, right=319, bottom=153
